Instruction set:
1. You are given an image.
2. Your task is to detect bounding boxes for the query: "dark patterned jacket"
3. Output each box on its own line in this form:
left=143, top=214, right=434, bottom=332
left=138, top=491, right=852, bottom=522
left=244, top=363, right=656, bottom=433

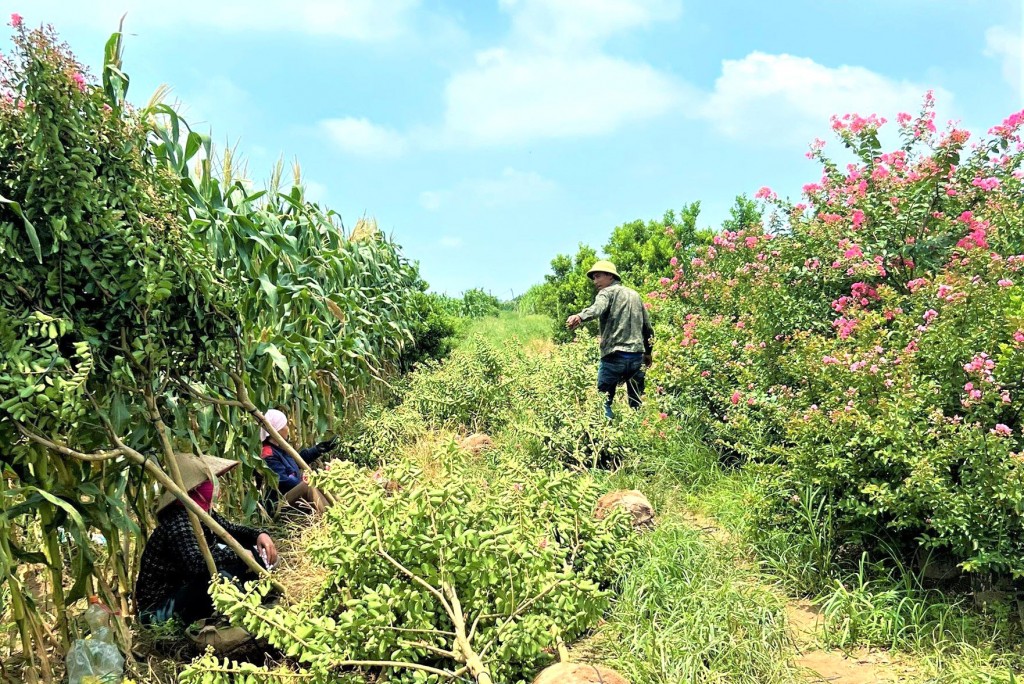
left=135, top=506, right=265, bottom=613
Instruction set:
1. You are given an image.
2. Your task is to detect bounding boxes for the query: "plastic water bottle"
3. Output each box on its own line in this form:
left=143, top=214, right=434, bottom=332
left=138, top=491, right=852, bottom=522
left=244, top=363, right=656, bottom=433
left=66, top=597, right=124, bottom=684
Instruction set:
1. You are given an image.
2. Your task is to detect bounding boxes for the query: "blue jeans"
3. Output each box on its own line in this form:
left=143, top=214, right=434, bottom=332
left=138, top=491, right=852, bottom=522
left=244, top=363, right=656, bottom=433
left=597, top=352, right=646, bottom=419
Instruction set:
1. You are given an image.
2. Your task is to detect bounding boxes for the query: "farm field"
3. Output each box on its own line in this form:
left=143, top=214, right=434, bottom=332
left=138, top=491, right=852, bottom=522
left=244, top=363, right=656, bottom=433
left=4, top=12, right=1024, bottom=684
left=165, top=315, right=1021, bottom=683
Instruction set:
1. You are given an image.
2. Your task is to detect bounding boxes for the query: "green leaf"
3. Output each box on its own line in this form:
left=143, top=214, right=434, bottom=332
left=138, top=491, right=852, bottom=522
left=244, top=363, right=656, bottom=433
left=259, top=274, right=278, bottom=308
left=259, top=343, right=290, bottom=375
left=184, top=131, right=206, bottom=163
left=0, top=194, right=42, bottom=263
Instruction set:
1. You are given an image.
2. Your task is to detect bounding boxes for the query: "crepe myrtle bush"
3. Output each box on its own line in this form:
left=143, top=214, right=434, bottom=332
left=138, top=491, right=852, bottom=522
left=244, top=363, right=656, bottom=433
left=649, top=95, right=1024, bottom=577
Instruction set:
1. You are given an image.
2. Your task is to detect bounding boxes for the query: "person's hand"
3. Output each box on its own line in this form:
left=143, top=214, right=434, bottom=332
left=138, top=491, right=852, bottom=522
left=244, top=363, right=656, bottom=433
left=643, top=353, right=653, bottom=368
left=256, top=533, right=278, bottom=567
left=566, top=314, right=583, bottom=330
left=315, top=436, right=339, bottom=454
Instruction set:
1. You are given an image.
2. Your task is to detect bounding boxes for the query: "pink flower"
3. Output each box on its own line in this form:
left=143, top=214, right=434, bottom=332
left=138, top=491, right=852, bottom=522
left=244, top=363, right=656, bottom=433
left=755, top=186, right=776, bottom=200
left=669, top=257, right=678, bottom=266
left=989, top=110, right=1024, bottom=138
left=1013, top=330, right=1024, bottom=344
left=998, top=279, right=1014, bottom=288
left=730, top=391, right=741, bottom=405
left=851, top=209, right=865, bottom=229
left=832, top=317, right=857, bottom=339
left=658, top=412, right=668, bottom=420
left=10, top=12, right=22, bottom=28
left=992, top=424, right=1013, bottom=437
left=72, top=72, right=86, bottom=92
left=922, top=309, right=938, bottom=323
left=972, top=176, right=1001, bottom=192
left=907, top=278, right=928, bottom=293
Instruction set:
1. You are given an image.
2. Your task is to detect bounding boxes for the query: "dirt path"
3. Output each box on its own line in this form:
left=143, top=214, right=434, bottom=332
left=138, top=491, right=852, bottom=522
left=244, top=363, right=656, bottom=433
left=679, top=510, right=913, bottom=684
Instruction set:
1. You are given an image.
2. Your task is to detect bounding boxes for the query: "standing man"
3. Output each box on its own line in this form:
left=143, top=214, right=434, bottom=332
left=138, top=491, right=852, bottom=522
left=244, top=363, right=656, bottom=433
left=566, top=260, right=654, bottom=419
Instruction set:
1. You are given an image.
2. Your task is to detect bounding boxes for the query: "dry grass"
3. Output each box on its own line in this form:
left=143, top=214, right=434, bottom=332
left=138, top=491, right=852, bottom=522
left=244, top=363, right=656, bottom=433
left=272, top=515, right=333, bottom=606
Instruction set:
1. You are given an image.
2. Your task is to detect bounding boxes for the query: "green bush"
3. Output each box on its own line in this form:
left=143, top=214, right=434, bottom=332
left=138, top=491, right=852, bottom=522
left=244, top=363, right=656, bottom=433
left=337, top=403, right=426, bottom=466
left=400, top=289, right=458, bottom=371
left=186, top=456, right=636, bottom=684
left=459, top=288, right=502, bottom=318
left=647, top=98, right=1024, bottom=578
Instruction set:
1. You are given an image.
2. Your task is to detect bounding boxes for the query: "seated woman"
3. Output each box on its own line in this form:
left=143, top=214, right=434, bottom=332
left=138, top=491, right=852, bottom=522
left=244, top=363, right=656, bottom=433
left=135, top=452, right=278, bottom=628
left=259, top=408, right=335, bottom=515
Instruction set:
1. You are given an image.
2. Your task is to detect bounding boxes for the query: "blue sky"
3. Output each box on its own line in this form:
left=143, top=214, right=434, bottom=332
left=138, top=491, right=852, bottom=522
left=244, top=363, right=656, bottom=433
left=8, top=0, right=1024, bottom=296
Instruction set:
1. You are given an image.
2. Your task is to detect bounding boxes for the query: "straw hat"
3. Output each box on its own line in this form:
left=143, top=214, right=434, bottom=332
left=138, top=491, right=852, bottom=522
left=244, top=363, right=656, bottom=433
left=587, top=260, right=620, bottom=280
left=156, top=452, right=239, bottom=513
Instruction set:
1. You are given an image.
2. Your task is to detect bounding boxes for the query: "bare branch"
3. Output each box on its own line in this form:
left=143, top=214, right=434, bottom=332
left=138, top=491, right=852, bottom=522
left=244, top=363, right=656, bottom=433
left=17, top=426, right=126, bottom=462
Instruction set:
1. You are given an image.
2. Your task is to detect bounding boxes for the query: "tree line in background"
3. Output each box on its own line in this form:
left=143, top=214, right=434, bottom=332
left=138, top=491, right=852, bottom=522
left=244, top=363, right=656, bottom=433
left=516, top=199, right=761, bottom=340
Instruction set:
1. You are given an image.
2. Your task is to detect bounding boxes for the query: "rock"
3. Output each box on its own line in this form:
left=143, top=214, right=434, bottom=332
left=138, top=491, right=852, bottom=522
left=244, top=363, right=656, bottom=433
left=594, top=490, right=655, bottom=530
left=459, top=433, right=493, bottom=454
left=533, top=662, right=630, bottom=684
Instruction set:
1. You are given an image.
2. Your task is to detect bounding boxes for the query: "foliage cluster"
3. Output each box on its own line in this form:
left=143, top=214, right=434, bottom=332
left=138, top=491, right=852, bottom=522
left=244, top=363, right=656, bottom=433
left=647, top=97, right=1024, bottom=579
left=346, top=331, right=664, bottom=469
left=0, top=24, right=433, bottom=675
left=181, top=441, right=635, bottom=683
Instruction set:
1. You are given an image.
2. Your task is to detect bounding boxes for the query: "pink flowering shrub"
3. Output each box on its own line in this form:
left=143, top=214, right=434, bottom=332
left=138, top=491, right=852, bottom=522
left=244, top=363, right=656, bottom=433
left=651, top=96, right=1024, bottom=577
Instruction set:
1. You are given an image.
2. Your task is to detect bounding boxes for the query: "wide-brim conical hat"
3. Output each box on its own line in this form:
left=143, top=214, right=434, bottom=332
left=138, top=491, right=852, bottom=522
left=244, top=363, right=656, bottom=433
left=156, top=452, right=239, bottom=513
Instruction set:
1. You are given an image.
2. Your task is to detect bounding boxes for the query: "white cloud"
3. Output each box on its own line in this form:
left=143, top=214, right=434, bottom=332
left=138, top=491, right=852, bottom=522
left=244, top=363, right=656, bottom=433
left=439, top=236, right=463, bottom=248
left=321, top=117, right=407, bottom=157
left=435, top=49, right=688, bottom=147
left=20, top=0, right=420, bottom=41
left=500, top=0, right=682, bottom=51
left=310, top=0, right=686, bottom=150
left=420, top=167, right=557, bottom=211
left=428, top=0, right=687, bottom=148
left=985, top=25, right=1023, bottom=95
left=697, top=52, right=952, bottom=146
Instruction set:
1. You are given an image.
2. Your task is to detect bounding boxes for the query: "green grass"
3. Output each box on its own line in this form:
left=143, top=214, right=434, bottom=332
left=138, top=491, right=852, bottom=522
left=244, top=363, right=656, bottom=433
left=688, top=456, right=1024, bottom=680
left=457, top=312, right=554, bottom=348
left=575, top=512, right=800, bottom=683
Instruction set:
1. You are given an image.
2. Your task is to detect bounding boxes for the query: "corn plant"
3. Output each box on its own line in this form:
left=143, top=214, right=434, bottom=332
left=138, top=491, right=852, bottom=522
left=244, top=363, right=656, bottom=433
left=0, top=24, right=426, bottom=680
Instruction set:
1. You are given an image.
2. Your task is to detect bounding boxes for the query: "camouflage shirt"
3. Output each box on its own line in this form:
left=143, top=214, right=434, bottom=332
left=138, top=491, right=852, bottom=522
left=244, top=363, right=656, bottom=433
left=577, top=282, right=654, bottom=359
